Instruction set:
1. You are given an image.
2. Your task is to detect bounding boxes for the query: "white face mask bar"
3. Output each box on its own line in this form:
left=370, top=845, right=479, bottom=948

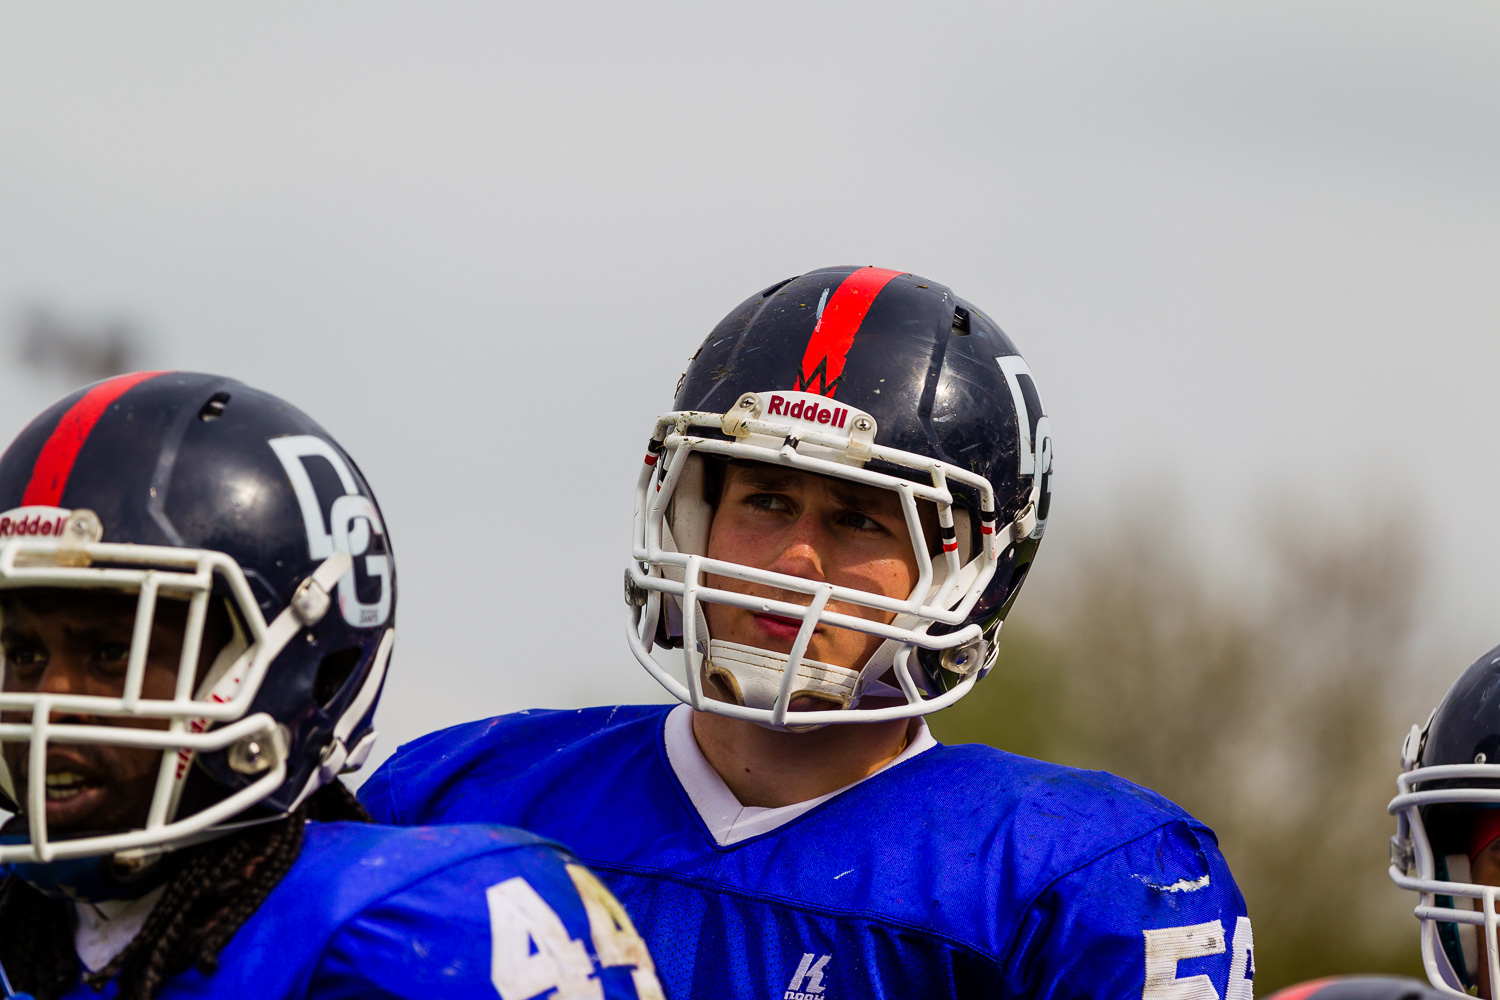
left=626, top=392, right=1041, bottom=729
left=1389, top=760, right=1500, bottom=995
left=0, top=528, right=352, bottom=865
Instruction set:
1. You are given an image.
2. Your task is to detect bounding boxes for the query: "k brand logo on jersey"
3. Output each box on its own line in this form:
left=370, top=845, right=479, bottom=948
left=269, top=435, right=391, bottom=628
left=784, top=953, right=830, bottom=1000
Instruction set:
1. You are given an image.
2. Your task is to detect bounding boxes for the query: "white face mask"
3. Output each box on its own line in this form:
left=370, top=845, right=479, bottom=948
left=0, top=520, right=357, bottom=869
left=1390, top=752, right=1500, bottom=995
left=625, top=391, right=1040, bottom=731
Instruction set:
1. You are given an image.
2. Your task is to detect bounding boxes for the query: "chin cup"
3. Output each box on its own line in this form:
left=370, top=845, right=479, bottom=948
left=704, top=639, right=863, bottom=719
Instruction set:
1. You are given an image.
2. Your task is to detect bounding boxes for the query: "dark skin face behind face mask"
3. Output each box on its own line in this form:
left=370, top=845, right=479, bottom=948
left=0, top=590, right=230, bottom=840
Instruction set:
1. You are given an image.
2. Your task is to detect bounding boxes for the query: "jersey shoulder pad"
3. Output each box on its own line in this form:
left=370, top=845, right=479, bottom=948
left=138, top=822, right=600, bottom=999
left=913, top=743, right=1207, bottom=845
left=361, top=705, right=671, bottom=824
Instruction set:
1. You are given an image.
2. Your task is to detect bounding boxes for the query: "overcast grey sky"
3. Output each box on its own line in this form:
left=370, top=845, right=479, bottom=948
left=1, top=2, right=1496, bottom=771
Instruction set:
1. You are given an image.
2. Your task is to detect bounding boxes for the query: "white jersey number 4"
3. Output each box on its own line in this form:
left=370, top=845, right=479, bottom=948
left=487, top=866, right=665, bottom=1000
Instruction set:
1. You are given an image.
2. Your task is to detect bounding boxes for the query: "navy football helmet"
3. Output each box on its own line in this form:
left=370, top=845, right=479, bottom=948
left=1263, top=977, right=1445, bottom=1000
left=626, top=266, right=1052, bottom=728
left=1389, top=643, right=1500, bottom=994
left=0, top=372, right=394, bottom=870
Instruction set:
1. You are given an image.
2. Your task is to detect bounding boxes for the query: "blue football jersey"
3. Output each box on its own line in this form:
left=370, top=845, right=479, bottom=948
left=361, top=706, right=1254, bottom=1000
left=56, top=822, right=662, bottom=1000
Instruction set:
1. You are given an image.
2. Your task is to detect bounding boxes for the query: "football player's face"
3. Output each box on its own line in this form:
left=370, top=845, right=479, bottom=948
left=702, top=463, right=923, bottom=694
left=0, top=591, right=225, bottom=837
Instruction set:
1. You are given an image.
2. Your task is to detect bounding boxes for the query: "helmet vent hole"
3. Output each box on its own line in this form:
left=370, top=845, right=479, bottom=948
left=760, top=277, right=795, bottom=298
left=951, top=306, right=971, bottom=336
left=315, top=647, right=362, bottom=708
left=198, top=392, right=231, bottom=422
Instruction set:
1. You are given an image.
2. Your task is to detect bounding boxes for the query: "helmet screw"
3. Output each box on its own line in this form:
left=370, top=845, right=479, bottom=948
left=853, top=417, right=873, bottom=431
left=228, top=725, right=289, bottom=775
left=623, top=569, right=648, bottom=607
left=291, top=576, right=332, bottom=626
left=940, top=639, right=986, bottom=677
left=64, top=509, right=103, bottom=541
left=739, top=397, right=755, bottom=408
left=56, top=509, right=104, bottom=566
left=232, top=739, right=267, bottom=774
left=1390, top=834, right=1415, bottom=872
left=1479, top=753, right=1489, bottom=764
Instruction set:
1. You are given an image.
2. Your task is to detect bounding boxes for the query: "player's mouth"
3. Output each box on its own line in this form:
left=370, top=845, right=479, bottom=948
left=751, top=613, right=815, bottom=641
left=46, top=770, right=96, bottom=801
left=44, top=770, right=108, bottom=827
left=15, top=754, right=111, bottom=829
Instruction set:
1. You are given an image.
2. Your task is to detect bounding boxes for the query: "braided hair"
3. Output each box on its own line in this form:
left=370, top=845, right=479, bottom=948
left=0, top=781, right=370, bottom=1000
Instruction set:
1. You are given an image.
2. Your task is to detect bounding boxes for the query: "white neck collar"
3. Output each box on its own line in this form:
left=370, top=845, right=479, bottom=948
left=73, top=884, right=166, bottom=973
left=662, top=703, right=936, bottom=846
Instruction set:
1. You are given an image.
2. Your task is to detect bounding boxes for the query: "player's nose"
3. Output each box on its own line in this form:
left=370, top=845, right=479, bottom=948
left=766, top=515, right=828, bottom=583
left=31, top=655, right=92, bottom=700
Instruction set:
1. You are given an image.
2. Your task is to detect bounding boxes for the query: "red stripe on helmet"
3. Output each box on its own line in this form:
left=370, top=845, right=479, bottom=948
left=22, top=371, right=168, bottom=506
left=796, top=267, right=904, bottom=397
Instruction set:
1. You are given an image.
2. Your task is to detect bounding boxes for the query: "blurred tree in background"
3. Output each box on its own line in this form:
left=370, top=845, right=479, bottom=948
left=930, top=495, right=1438, bottom=991
left=15, top=304, right=144, bottom=385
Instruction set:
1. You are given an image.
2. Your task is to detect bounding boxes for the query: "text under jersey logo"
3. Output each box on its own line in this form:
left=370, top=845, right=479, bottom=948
left=784, top=953, right=830, bottom=999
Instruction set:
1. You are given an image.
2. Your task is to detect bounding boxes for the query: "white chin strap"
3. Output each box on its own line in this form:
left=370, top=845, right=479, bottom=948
left=705, top=639, right=863, bottom=714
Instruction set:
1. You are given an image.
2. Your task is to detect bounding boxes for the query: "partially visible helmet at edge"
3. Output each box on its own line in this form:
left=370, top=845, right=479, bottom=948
left=1263, top=976, right=1446, bottom=1000
left=1389, top=644, right=1500, bottom=995
left=0, top=371, right=394, bottom=898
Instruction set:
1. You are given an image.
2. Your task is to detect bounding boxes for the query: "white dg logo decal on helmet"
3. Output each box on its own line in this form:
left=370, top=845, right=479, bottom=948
left=269, top=434, right=392, bottom=628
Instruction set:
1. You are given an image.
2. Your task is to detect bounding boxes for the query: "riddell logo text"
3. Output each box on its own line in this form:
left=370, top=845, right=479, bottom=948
left=0, top=514, right=67, bottom=538
left=767, top=395, right=849, bottom=429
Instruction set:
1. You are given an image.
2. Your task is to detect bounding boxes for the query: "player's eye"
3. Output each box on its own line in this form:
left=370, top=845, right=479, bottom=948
left=3, top=644, right=48, bottom=681
left=838, top=510, right=885, bottom=533
left=92, top=642, right=133, bottom=674
left=747, top=493, right=791, bottom=513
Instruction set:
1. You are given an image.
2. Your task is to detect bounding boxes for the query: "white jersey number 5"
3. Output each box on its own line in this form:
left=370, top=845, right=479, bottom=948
left=487, top=866, right=665, bottom=1000
left=1141, top=917, right=1253, bottom=1000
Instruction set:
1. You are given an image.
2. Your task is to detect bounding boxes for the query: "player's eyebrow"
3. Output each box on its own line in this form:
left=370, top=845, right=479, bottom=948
left=732, top=465, right=904, bottom=520
left=731, top=466, right=803, bottom=493
left=61, top=622, right=131, bottom=642
left=829, top=483, right=903, bottom=519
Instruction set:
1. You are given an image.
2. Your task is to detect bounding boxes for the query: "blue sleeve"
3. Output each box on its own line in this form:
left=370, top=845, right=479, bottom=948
left=1006, top=821, right=1254, bottom=1000
left=358, top=757, right=401, bottom=824
left=307, top=846, right=663, bottom=1000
